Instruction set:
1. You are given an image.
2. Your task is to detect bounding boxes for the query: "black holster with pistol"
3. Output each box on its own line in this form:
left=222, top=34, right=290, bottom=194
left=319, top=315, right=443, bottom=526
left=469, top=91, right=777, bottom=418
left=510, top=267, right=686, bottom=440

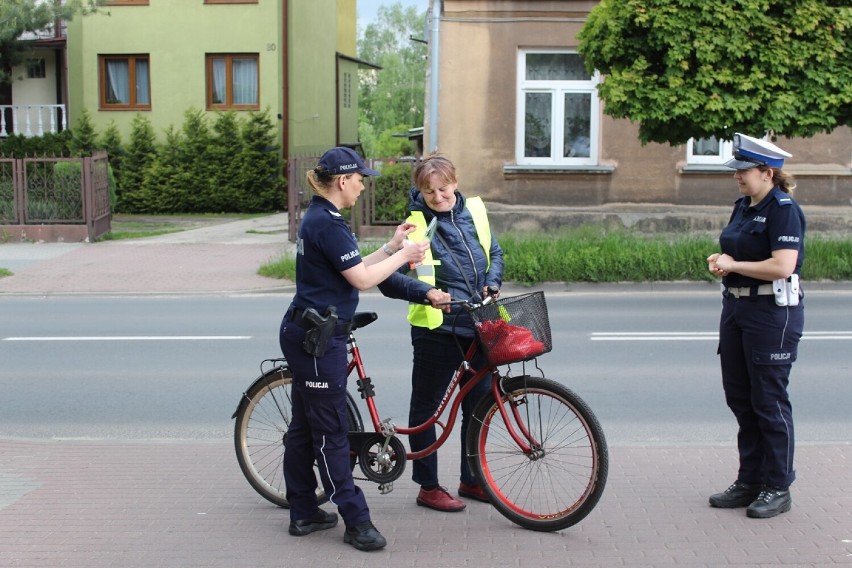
left=301, top=306, right=338, bottom=357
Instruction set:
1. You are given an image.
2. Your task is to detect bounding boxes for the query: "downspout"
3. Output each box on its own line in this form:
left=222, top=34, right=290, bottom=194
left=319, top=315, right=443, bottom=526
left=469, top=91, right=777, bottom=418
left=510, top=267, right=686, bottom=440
left=281, top=0, right=289, bottom=159
left=427, top=0, right=441, bottom=153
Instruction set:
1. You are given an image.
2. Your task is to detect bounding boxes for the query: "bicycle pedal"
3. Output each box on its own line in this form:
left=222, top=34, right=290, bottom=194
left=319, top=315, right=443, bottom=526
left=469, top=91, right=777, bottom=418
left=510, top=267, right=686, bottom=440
left=378, top=482, right=394, bottom=495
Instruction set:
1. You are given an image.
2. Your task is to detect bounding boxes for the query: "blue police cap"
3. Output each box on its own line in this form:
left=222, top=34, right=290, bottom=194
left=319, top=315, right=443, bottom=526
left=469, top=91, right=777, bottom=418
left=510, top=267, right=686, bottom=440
left=318, top=147, right=381, bottom=177
left=724, top=133, right=792, bottom=170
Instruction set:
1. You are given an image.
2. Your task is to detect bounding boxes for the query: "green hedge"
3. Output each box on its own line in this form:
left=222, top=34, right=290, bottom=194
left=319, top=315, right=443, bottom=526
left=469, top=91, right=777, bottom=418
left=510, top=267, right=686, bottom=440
left=0, top=108, right=285, bottom=216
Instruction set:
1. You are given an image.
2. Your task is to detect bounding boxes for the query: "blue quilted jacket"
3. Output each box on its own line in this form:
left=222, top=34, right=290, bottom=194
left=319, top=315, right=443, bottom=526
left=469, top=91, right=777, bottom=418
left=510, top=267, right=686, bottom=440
left=377, top=187, right=504, bottom=337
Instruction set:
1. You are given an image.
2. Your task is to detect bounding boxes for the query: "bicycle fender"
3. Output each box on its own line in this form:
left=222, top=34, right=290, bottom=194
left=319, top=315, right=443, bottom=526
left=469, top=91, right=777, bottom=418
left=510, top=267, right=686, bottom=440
left=231, top=364, right=293, bottom=419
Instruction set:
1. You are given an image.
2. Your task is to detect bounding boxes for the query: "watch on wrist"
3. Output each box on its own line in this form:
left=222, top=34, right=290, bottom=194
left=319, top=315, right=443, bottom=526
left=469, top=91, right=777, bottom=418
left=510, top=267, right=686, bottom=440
left=382, top=243, right=396, bottom=256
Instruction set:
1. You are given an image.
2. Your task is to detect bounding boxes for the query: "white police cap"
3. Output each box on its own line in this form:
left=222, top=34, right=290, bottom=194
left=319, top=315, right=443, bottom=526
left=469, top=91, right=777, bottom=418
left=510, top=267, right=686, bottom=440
left=724, top=133, right=792, bottom=170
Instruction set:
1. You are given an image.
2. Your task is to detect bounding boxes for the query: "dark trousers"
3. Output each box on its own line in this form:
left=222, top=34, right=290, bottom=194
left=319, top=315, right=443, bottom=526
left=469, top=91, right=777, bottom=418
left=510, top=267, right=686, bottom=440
left=408, top=326, right=492, bottom=488
left=718, top=294, right=803, bottom=489
left=279, top=318, right=370, bottom=527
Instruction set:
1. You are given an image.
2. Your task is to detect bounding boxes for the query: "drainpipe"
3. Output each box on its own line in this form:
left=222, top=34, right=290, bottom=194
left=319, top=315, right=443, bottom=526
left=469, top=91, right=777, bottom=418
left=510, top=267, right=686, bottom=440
left=281, top=0, right=289, bottom=159
left=427, top=0, right=441, bottom=153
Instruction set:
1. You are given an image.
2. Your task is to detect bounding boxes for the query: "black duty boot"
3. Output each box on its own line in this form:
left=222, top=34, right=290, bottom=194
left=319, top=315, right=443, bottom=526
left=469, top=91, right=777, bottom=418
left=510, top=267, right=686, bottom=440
left=288, top=509, right=338, bottom=536
left=746, top=487, right=792, bottom=518
left=709, top=481, right=762, bottom=508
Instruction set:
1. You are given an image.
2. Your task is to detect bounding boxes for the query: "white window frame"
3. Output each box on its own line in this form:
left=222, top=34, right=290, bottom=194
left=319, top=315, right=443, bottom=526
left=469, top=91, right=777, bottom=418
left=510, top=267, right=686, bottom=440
left=516, top=49, right=601, bottom=166
left=687, top=136, right=733, bottom=165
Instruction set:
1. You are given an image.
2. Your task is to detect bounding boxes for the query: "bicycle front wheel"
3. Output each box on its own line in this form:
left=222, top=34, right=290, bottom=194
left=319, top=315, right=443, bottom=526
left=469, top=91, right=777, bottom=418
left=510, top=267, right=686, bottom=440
left=233, top=364, right=364, bottom=507
left=467, top=375, right=608, bottom=532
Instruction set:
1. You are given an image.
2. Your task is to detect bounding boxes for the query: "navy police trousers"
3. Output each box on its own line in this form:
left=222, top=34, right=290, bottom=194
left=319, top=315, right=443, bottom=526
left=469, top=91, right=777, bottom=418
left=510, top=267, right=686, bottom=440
left=718, top=293, right=803, bottom=489
left=279, top=317, right=370, bottom=527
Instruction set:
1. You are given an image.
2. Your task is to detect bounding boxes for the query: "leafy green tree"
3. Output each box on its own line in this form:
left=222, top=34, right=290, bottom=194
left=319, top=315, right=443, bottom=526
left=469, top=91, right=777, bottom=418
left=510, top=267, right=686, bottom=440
left=357, top=2, right=427, bottom=156
left=0, top=0, right=101, bottom=85
left=577, top=0, right=852, bottom=145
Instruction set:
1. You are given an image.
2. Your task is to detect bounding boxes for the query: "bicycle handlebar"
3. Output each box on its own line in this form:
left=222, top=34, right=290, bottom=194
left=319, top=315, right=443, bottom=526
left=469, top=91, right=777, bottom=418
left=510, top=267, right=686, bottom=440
left=436, top=292, right=497, bottom=311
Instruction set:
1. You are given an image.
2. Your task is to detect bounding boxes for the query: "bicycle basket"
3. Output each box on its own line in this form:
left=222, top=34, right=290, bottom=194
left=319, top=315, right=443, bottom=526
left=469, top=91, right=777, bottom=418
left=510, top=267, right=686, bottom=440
left=470, top=291, right=552, bottom=366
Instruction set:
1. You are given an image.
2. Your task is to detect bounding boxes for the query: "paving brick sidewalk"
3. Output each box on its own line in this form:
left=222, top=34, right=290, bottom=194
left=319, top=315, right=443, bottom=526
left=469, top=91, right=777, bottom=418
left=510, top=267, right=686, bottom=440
left=0, top=214, right=294, bottom=295
left=1, top=438, right=850, bottom=567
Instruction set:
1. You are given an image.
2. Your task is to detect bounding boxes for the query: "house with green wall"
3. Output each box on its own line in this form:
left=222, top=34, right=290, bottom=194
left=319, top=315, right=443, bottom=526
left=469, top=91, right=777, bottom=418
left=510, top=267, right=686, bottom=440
left=64, top=0, right=371, bottom=159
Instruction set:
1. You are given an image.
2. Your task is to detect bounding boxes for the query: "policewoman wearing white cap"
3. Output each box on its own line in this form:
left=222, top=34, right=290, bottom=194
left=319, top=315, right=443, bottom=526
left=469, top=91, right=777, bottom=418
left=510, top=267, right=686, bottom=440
left=279, top=147, right=428, bottom=551
left=706, top=133, right=805, bottom=519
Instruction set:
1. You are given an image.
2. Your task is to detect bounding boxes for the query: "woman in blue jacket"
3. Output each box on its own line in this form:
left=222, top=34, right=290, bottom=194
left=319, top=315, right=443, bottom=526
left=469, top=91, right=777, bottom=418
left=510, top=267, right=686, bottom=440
left=378, top=153, right=504, bottom=512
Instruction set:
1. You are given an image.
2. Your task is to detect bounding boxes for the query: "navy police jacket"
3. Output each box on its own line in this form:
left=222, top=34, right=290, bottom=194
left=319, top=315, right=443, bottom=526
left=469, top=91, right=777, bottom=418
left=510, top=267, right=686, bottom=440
left=720, top=186, right=806, bottom=289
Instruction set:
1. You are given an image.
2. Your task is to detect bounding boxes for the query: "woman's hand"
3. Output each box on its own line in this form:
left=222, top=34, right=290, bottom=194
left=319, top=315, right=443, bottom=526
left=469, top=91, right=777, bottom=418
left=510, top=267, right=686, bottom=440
left=400, top=239, right=429, bottom=264
left=388, top=222, right=417, bottom=250
left=707, top=252, right=734, bottom=276
left=708, top=249, right=797, bottom=282
left=426, top=288, right=452, bottom=312
left=483, top=286, right=500, bottom=300
left=707, top=253, right=729, bottom=277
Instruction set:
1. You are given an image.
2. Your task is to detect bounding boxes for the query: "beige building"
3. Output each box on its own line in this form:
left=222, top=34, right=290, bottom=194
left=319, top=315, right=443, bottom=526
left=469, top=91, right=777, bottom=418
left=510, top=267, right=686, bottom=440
left=424, top=0, right=851, bottom=208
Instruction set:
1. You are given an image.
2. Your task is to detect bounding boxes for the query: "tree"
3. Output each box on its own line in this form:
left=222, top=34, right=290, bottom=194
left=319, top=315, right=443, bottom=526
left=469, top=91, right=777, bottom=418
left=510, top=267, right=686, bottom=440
left=577, top=0, right=852, bottom=145
left=0, top=0, right=101, bottom=85
left=68, top=108, right=96, bottom=156
left=118, top=113, right=157, bottom=212
left=357, top=2, right=427, bottom=156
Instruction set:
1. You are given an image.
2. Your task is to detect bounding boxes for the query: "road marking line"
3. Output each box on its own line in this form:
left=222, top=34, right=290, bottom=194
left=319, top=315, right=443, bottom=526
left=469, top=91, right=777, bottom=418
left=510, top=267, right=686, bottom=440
left=591, top=332, right=852, bottom=341
left=2, top=336, right=252, bottom=341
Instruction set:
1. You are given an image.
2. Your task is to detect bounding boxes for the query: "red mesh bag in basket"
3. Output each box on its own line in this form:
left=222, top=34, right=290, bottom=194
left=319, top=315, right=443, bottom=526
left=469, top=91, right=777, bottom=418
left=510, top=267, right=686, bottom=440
left=476, top=319, right=546, bottom=366
left=470, top=292, right=552, bottom=366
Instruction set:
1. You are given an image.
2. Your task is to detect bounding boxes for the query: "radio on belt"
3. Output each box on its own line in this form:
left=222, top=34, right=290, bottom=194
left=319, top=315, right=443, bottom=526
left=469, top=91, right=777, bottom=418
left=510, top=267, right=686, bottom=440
left=772, top=274, right=800, bottom=307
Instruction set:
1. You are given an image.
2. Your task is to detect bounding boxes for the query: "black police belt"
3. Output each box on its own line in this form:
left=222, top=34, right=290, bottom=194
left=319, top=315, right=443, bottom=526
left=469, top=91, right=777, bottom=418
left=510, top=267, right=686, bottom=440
left=289, top=308, right=352, bottom=336
left=724, top=284, right=773, bottom=298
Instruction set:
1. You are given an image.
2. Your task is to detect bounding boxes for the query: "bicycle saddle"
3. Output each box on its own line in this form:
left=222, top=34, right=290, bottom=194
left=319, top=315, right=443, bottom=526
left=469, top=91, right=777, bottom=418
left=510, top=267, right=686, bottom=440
left=351, top=312, right=378, bottom=331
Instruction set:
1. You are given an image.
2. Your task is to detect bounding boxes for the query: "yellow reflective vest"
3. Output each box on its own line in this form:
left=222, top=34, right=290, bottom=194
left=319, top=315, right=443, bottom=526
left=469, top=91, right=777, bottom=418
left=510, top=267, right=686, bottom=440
left=406, top=196, right=491, bottom=329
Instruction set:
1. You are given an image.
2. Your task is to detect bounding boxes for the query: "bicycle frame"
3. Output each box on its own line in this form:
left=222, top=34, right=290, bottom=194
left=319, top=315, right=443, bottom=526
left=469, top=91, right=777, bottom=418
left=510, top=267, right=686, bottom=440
left=345, top=330, right=536, bottom=461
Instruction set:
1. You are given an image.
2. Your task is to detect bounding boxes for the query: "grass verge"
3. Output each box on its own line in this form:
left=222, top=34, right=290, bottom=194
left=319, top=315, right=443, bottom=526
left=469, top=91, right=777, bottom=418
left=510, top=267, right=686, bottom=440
left=97, top=213, right=262, bottom=241
left=258, top=226, right=852, bottom=285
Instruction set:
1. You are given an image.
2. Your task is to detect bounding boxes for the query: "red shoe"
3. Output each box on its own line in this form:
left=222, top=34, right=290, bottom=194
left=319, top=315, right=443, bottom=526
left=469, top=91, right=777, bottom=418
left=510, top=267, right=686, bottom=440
left=458, top=482, right=490, bottom=503
left=416, top=486, right=466, bottom=512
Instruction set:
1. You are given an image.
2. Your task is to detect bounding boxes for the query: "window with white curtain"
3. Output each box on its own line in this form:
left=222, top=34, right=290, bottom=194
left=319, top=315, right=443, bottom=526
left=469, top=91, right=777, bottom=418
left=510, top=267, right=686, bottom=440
left=687, top=136, right=733, bottom=165
left=206, top=54, right=259, bottom=110
left=516, top=50, right=600, bottom=166
left=99, top=55, right=151, bottom=109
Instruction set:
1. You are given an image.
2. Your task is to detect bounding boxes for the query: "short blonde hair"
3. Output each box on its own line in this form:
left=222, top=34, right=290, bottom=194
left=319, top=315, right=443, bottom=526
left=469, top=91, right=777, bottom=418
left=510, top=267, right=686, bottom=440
left=413, top=153, right=457, bottom=191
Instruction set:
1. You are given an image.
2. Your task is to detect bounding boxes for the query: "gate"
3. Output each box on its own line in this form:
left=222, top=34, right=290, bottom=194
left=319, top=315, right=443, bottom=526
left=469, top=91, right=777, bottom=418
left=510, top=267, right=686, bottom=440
left=0, top=152, right=111, bottom=242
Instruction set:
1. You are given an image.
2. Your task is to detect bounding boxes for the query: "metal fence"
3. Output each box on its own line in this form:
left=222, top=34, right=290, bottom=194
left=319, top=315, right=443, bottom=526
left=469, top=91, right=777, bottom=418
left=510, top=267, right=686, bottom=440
left=0, top=152, right=111, bottom=242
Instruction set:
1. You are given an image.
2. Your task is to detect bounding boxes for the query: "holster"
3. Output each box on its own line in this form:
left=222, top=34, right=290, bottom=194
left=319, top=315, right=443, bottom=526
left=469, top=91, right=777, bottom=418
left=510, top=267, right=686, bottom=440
left=301, top=306, right=338, bottom=357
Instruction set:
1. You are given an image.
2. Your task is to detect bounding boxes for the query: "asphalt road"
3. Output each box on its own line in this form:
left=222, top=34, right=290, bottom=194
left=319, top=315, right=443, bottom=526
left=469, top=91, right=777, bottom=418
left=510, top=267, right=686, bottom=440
left=2, top=288, right=850, bottom=444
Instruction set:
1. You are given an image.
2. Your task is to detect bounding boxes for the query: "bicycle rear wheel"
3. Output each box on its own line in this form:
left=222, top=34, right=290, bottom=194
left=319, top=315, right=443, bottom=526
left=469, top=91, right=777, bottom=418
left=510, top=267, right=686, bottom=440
left=467, top=375, right=608, bottom=532
left=233, top=363, right=364, bottom=507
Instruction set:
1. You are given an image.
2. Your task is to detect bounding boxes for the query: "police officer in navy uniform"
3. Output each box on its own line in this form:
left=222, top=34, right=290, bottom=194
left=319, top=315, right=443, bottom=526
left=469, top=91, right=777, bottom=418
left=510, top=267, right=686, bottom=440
left=280, top=147, right=428, bottom=551
left=706, top=133, right=805, bottom=519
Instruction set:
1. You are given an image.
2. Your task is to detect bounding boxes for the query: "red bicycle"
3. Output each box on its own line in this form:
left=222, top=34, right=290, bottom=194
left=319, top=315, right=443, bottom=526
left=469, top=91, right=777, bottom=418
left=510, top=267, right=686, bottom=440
left=233, top=291, right=608, bottom=532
